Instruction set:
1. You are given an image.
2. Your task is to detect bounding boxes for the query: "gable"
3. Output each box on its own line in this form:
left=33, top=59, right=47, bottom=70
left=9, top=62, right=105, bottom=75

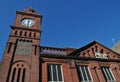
left=68, top=41, right=120, bottom=60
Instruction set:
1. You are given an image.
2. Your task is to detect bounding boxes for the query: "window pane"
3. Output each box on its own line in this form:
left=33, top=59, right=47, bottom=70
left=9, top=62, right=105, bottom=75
left=17, top=68, right=21, bottom=82
left=86, top=66, right=92, bottom=81
left=11, top=68, right=16, bottom=82
left=53, top=65, right=57, bottom=81
left=22, top=68, right=26, bottom=82
left=79, top=67, right=84, bottom=81
left=48, top=65, right=52, bottom=81
left=82, top=66, right=87, bottom=81
left=105, top=68, right=111, bottom=80
left=106, top=68, right=114, bottom=81
left=57, top=65, right=63, bottom=81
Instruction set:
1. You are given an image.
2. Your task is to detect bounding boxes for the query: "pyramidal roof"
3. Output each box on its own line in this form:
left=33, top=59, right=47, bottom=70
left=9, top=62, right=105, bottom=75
left=17, top=7, right=41, bottom=16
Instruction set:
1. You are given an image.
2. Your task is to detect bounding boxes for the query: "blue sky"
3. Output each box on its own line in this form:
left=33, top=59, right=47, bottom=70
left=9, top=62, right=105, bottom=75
left=0, top=0, right=120, bottom=60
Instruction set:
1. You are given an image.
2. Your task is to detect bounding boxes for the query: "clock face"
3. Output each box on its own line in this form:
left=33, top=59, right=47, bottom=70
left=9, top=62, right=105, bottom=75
left=21, top=19, right=35, bottom=27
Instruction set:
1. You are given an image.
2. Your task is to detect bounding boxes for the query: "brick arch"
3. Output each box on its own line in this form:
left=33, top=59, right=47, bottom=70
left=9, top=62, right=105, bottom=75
left=14, top=30, right=18, bottom=35
left=12, top=60, right=30, bottom=68
left=9, top=61, right=30, bottom=82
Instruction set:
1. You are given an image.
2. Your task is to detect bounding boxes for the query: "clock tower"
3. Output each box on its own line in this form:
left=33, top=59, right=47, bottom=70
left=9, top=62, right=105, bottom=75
left=0, top=8, right=42, bottom=82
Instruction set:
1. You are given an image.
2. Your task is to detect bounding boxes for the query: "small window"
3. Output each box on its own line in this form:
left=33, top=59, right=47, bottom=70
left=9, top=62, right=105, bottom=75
left=34, top=45, right=37, bottom=55
left=101, top=67, right=115, bottom=82
left=34, top=33, right=36, bottom=38
left=20, top=31, right=22, bottom=36
left=11, top=68, right=16, bottom=82
left=78, top=66, right=93, bottom=82
left=7, top=43, right=12, bottom=53
left=15, top=30, right=18, bottom=35
left=48, top=64, right=64, bottom=82
left=29, top=32, right=31, bottom=37
left=24, top=32, right=27, bottom=36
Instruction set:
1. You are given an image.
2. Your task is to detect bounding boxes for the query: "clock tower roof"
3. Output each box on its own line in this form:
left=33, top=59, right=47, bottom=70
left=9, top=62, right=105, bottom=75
left=17, top=7, right=42, bottom=17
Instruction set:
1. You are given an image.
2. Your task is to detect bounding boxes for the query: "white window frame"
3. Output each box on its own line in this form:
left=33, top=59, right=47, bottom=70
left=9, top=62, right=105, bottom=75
left=101, top=67, right=116, bottom=82
left=79, top=66, right=93, bottom=82
left=48, top=64, right=64, bottom=82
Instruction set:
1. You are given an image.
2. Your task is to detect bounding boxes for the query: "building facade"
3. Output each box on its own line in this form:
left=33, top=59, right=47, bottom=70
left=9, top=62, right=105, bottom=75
left=0, top=8, right=120, bottom=82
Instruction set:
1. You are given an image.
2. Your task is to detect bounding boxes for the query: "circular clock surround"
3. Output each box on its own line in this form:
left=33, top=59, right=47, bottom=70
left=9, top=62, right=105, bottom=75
left=21, top=18, right=35, bottom=27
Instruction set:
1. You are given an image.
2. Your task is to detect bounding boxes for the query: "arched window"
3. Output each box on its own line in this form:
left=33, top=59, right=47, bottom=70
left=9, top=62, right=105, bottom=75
left=24, top=32, right=27, bottom=36
left=7, top=42, right=12, bottom=53
left=11, top=68, right=16, bottom=82
left=34, top=45, right=37, bottom=55
left=20, top=31, right=23, bottom=36
left=10, top=62, right=29, bottom=82
left=29, top=32, right=31, bottom=37
left=17, top=68, right=21, bottom=82
left=34, top=33, right=36, bottom=38
left=15, top=30, right=18, bottom=35
left=22, top=68, right=26, bottom=82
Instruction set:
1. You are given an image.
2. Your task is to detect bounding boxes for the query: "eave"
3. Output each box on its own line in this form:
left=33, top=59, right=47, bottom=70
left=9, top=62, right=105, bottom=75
left=40, top=53, right=120, bottom=62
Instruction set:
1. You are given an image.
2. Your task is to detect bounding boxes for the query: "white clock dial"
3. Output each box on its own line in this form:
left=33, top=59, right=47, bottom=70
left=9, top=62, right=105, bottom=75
left=21, top=19, right=35, bottom=27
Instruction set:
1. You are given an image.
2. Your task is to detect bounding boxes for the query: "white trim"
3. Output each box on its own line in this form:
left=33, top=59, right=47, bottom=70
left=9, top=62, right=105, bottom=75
left=56, top=65, right=59, bottom=81
left=106, top=68, right=112, bottom=80
left=84, top=66, right=89, bottom=81
left=79, top=66, right=85, bottom=80
left=48, top=64, right=64, bottom=82
left=88, top=67, right=93, bottom=81
left=102, top=67, right=116, bottom=82
left=51, top=65, right=54, bottom=81
left=79, top=66, right=93, bottom=82
left=102, top=68, right=109, bottom=80
left=109, top=68, right=116, bottom=81
left=60, top=65, right=64, bottom=82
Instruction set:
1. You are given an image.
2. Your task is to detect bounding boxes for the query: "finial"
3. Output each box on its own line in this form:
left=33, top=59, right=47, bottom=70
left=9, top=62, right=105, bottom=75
left=29, top=6, right=33, bottom=10
left=28, top=7, right=35, bottom=12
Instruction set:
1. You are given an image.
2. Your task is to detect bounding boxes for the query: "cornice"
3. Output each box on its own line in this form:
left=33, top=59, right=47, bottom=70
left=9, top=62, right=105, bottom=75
left=9, top=35, right=40, bottom=40
left=16, top=11, right=42, bottom=18
left=10, top=25, right=42, bottom=33
left=40, top=54, right=120, bottom=62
